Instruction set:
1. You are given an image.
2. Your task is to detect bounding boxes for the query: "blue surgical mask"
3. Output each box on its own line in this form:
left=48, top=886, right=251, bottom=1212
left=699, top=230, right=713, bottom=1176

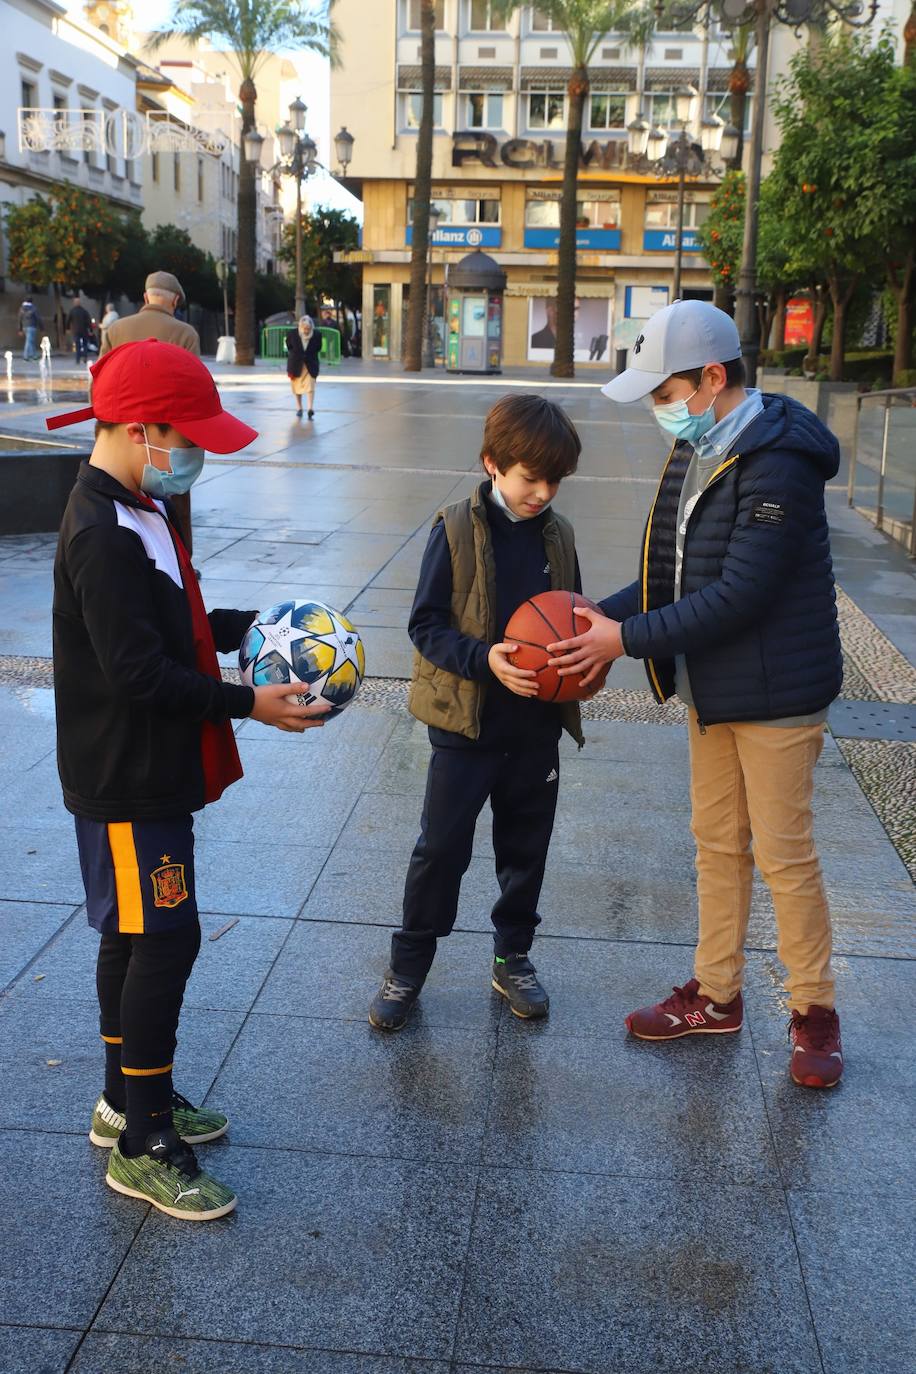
left=653, top=385, right=717, bottom=445
left=140, top=427, right=205, bottom=497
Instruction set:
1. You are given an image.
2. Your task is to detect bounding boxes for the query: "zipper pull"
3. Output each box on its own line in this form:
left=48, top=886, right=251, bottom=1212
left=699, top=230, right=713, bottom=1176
left=697, top=718, right=707, bottom=735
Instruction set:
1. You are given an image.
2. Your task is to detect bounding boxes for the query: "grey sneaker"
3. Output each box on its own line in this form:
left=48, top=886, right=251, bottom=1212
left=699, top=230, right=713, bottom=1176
left=492, top=954, right=549, bottom=1019
left=368, top=972, right=421, bottom=1031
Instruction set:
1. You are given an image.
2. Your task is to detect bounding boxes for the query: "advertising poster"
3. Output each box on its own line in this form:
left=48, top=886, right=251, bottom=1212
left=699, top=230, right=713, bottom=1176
left=527, top=297, right=612, bottom=363
left=784, top=297, right=815, bottom=348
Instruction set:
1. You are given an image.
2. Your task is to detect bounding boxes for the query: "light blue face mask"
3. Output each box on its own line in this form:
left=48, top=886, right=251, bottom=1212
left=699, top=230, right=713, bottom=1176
left=652, top=384, right=717, bottom=445
left=140, top=427, right=205, bottom=498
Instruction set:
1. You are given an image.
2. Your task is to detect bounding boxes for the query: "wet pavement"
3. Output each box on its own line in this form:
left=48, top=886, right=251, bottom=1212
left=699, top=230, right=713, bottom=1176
left=0, top=358, right=914, bottom=1373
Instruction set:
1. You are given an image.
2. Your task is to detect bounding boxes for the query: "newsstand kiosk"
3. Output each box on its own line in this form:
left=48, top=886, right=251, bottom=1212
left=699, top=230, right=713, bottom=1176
left=444, top=250, right=506, bottom=374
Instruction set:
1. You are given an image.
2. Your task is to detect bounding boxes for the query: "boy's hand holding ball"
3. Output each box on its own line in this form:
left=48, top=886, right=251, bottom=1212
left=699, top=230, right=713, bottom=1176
left=488, top=642, right=540, bottom=698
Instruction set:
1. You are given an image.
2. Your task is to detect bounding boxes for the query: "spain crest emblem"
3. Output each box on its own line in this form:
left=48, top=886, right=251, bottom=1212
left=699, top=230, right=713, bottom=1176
left=150, top=857, right=189, bottom=908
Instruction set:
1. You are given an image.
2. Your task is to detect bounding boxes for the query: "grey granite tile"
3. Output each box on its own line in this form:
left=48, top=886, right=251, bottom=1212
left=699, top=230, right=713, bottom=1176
left=211, top=1012, right=493, bottom=1162
left=0, top=1132, right=141, bottom=1329
left=788, top=1189, right=916, bottom=1374
left=358, top=625, right=412, bottom=678
left=72, top=1335, right=449, bottom=1374
left=0, top=900, right=77, bottom=990
left=193, top=839, right=332, bottom=918
left=0, top=997, right=245, bottom=1133
left=454, top=1169, right=821, bottom=1374
left=0, top=827, right=86, bottom=904
left=4, top=912, right=293, bottom=1014
left=483, top=1025, right=772, bottom=1185
left=742, top=954, right=915, bottom=1194
left=255, top=921, right=502, bottom=1031
left=95, top=1148, right=477, bottom=1359
left=0, top=1326, right=81, bottom=1374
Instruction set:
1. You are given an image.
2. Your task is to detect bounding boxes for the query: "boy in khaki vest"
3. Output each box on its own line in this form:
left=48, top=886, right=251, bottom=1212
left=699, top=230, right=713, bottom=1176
left=369, top=394, right=585, bottom=1031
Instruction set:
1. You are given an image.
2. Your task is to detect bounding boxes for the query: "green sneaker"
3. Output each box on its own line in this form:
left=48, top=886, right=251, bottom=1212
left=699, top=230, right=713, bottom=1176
left=106, top=1128, right=237, bottom=1221
left=89, top=1091, right=229, bottom=1148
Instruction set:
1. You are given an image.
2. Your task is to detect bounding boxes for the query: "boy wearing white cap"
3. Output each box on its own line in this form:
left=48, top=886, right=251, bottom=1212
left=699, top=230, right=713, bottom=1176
left=548, top=300, right=845, bottom=1089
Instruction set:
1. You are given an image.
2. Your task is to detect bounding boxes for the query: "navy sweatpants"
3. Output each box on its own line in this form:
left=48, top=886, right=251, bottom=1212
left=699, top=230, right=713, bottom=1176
left=390, top=736, right=560, bottom=982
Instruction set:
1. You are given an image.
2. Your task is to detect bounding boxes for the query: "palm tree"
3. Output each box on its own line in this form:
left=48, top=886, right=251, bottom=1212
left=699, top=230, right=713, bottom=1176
left=403, top=0, right=437, bottom=372
left=152, top=2, right=336, bottom=366
left=497, top=2, right=632, bottom=376
left=725, top=19, right=755, bottom=171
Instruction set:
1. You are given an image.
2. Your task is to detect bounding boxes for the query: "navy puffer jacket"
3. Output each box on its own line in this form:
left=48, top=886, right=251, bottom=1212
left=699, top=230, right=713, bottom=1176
left=598, top=394, right=843, bottom=725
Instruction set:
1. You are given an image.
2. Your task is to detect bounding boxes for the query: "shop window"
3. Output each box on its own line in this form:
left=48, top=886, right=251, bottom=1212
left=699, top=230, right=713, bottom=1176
left=644, top=193, right=710, bottom=230
left=372, top=286, right=391, bottom=357
left=469, top=0, right=506, bottom=28
left=406, top=0, right=445, bottom=30
left=408, top=195, right=500, bottom=225
left=527, top=90, right=565, bottom=130
left=525, top=193, right=619, bottom=229
left=588, top=93, right=626, bottom=131
left=401, top=92, right=444, bottom=129
left=466, top=92, right=503, bottom=128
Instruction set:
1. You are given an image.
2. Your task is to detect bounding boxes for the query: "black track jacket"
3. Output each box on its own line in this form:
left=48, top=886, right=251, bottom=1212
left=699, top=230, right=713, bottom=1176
left=53, top=463, right=256, bottom=822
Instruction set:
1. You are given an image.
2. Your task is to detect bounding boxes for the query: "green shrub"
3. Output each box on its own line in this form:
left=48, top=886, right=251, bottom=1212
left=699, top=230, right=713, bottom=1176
left=892, top=368, right=916, bottom=388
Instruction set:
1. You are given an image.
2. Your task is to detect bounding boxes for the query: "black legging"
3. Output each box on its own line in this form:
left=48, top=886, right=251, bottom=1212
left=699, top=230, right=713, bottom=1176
left=97, top=922, right=201, bottom=1142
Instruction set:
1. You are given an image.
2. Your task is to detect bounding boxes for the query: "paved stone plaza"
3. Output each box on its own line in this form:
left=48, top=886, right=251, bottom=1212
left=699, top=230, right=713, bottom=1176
left=0, top=360, right=914, bottom=1374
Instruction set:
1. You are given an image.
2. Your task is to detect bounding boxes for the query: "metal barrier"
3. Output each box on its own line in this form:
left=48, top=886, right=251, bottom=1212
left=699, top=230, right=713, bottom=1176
left=259, top=325, right=342, bottom=365
left=847, top=387, right=916, bottom=558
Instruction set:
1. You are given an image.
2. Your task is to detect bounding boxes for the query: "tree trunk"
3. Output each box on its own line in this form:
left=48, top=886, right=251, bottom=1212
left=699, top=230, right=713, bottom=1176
left=713, top=283, right=732, bottom=315
left=404, top=0, right=436, bottom=372
left=235, top=77, right=258, bottom=366
left=807, top=282, right=828, bottom=369
left=553, top=70, right=587, bottom=378
left=905, top=4, right=916, bottom=67
left=828, top=276, right=857, bottom=382
left=772, top=285, right=787, bottom=351
left=888, top=251, right=915, bottom=380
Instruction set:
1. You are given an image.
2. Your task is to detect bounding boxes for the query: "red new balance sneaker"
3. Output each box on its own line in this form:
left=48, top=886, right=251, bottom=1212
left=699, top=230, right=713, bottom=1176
left=789, top=1005, right=843, bottom=1088
left=625, top=978, right=743, bottom=1040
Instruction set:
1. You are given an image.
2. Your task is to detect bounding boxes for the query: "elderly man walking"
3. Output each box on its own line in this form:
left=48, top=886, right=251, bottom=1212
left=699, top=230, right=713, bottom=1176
left=101, top=272, right=201, bottom=551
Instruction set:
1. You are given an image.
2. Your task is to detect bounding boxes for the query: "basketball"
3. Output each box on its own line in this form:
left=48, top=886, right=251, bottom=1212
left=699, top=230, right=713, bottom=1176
left=239, top=599, right=365, bottom=719
left=505, top=590, right=609, bottom=702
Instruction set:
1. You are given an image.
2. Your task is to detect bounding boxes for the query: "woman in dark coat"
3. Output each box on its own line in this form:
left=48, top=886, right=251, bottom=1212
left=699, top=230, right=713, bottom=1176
left=286, top=315, right=321, bottom=419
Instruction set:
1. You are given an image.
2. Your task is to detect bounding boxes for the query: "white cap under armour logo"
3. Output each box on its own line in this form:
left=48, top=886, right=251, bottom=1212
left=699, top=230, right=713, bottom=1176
left=602, top=300, right=742, bottom=404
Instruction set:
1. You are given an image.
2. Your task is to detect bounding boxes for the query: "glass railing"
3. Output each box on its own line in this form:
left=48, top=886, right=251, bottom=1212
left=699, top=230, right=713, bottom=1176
left=847, top=388, right=916, bottom=557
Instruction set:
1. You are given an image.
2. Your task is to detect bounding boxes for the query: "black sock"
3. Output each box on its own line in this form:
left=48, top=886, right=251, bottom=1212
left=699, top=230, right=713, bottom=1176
left=121, top=1074, right=174, bottom=1156
left=104, top=1043, right=125, bottom=1111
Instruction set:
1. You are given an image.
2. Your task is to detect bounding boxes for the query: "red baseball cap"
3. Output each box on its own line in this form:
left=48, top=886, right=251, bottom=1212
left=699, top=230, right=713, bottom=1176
left=46, top=339, right=258, bottom=453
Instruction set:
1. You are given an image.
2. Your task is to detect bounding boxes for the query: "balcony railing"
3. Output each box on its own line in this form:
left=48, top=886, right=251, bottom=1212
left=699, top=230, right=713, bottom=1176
left=848, top=387, right=916, bottom=558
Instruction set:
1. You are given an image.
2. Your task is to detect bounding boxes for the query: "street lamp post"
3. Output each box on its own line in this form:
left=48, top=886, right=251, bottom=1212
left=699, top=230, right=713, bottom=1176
left=629, top=87, right=739, bottom=304
left=648, top=0, right=879, bottom=386
left=423, top=204, right=444, bottom=369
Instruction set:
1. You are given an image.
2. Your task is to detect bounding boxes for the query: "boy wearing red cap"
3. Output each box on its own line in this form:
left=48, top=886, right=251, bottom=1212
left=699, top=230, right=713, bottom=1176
left=49, top=340, right=328, bottom=1220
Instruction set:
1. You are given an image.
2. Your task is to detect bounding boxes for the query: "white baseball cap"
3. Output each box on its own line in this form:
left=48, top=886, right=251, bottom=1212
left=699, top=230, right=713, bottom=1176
left=602, top=300, right=742, bottom=404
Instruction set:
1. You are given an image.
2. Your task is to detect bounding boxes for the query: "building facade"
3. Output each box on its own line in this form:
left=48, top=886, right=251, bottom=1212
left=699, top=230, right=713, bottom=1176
left=331, top=0, right=765, bottom=367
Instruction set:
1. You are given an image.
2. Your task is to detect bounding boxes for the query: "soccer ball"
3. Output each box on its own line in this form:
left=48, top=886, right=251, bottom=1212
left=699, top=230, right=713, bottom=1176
left=239, top=600, right=365, bottom=718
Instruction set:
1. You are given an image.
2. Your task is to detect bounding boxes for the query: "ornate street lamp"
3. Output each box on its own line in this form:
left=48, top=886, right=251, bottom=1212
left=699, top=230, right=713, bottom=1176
left=334, top=126, right=354, bottom=176
left=651, top=0, right=879, bottom=384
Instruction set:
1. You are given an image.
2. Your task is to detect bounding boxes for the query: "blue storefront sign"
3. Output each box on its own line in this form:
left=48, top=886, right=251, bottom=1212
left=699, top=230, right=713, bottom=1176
left=406, top=225, right=502, bottom=248
left=523, top=227, right=621, bottom=250
left=643, top=229, right=702, bottom=252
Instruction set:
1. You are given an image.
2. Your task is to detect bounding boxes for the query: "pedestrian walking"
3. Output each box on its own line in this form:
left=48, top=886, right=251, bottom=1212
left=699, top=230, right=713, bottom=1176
left=100, top=271, right=202, bottom=553
left=18, top=298, right=42, bottom=360
left=286, top=315, right=321, bottom=419
left=67, top=296, right=92, bottom=363
left=47, top=339, right=330, bottom=1221
left=548, top=300, right=845, bottom=1089
left=100, top=302, right=120, bottom=349
left=368, top=394, right=586, bottom=1032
